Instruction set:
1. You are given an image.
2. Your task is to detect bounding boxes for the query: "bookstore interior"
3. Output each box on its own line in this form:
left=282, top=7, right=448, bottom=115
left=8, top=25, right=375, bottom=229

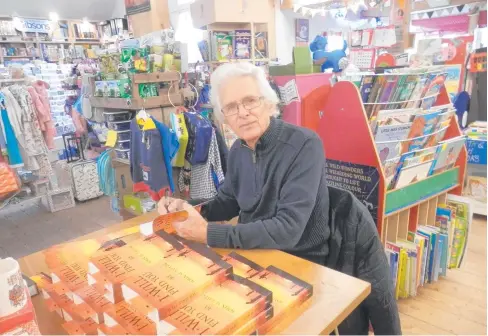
left=0, top=0, right=487, bottom=334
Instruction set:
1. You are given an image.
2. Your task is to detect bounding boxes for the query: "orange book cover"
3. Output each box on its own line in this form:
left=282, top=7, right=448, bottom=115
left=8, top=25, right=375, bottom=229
left=62, top=318, right=99, bottom=335
left=72, top=285, right=114, bottom=324
left=251, top=266, right=313, bottom=334
left=97, top=323, right=129, bottom=335
left=103, top=301, right=156, bottom=335
left=222, top=252, right=264, bottom=278
left=232, top=306, right=273, bottom=335
left=221, top=254, right=313, bottom=334
left=121, top=240, right=232, bottom=323
left=88, top=231, right=184, bottom=303
left=158, top=274, right=272, bottom=335
left=147, top=202, right=208, bottom=236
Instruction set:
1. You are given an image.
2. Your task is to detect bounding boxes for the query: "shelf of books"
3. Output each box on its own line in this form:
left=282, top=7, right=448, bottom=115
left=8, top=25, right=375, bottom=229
left=316, top=66, right=470, bottom=300
left=30, top=213, right=314, bottom=335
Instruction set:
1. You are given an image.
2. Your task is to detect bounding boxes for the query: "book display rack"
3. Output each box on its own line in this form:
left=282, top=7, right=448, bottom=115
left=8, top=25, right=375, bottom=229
left=30, top=215, right=314, bottom=335
left=311, top=67, right=469, bottom=301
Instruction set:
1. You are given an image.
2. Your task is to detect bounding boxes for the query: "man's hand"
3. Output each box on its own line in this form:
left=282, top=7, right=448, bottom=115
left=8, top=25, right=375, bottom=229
left=157, top=197, right=187, bottom=215
left=173, top=203, right=208, bottom=244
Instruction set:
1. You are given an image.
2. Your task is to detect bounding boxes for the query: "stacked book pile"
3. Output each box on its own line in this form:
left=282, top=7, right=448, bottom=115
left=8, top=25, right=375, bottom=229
left=464, top=121, right=487, bottom=140
left=31, top=213, right=313, bottom=335
left=385, top=195, right=472, bottom=300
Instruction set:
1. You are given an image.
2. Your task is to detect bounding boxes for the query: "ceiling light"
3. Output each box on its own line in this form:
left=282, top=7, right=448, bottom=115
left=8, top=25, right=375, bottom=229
left=49, top=12, right=59, bottom=22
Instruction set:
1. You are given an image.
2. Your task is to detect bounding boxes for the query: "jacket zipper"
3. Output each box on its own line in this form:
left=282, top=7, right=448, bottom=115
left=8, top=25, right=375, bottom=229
left=242, top=143, right=258, bottom=194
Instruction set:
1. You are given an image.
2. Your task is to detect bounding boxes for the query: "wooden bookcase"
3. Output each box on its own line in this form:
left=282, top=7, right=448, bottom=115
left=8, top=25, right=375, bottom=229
left=313, top=80, right=467, bottom=244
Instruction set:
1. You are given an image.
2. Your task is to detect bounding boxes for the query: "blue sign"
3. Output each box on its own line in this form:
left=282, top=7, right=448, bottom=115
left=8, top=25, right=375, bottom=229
left=467, top=139, right=487, bottom=165
left=14, top=18, right=52, bottom=34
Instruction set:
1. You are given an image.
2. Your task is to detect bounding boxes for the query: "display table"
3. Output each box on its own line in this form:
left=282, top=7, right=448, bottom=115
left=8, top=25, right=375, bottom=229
left=18, top=213, right=371, bottom=335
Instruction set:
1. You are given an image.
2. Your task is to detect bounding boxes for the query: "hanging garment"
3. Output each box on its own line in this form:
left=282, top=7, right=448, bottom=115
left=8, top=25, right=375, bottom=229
left=81, top=75, right=94, bottom=119
left=29, top=81, right=56, bottom=149
left=180, top=129, right=225, bottom=199
left=130, top=118, right=170, bottom=201
left=0, top=116, right=6, bottom=151
left=170, top=113, right=189, bottom=167
left=1, top=88, right=37, bottom=171
left=0, top=106, right=23, bottom=167
left=152, top=117, right=179, bottom=193
left=184, top=112, right=213, bottom=165
left=213, top=124, right=228, bottom=175
left=9, top=85, right=52, bottom=176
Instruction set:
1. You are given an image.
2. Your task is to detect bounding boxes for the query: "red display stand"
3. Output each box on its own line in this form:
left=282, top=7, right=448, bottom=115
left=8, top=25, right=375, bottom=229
left=273, top=73, right=332, bottom=127
left=313, top=81, right=467, bottom=242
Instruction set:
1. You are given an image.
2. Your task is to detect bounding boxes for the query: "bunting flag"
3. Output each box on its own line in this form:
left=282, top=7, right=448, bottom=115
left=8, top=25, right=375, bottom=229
left=412, top=2, right=484, bottom=19
left=427, top=11, right=434, bottom=18
left=457, top=5, right=465, bottom=13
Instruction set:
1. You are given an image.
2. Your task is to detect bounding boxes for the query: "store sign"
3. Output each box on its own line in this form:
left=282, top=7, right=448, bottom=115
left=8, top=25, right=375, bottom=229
left=14, top=18, right=52, bottom=34
left=325, top=159, right=380, bottom=224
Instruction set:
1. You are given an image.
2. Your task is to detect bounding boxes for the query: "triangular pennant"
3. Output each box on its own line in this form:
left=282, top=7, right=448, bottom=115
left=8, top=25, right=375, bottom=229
left=447, top=7, right=454, bottom=14
left=457, top=5, right=465, bottom=13
left=441, top=8, right=450, bottom=17
left=431, top=10, right=439, bottom=18
left=411, top=13, right=419, bottom=20
left=461, top=3, right=470, bottom=13
left=427, top=11, right=434, bottom=18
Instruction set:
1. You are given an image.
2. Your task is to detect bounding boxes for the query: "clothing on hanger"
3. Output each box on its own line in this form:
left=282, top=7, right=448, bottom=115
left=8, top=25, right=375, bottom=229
left=180, top=128, right=225, bottom=199
left=130, top=118, right=170, bottom=201
left=8, top=85, right=52, bottom=176
left=152, top=117, right=179, bottom=193
left=212, top=123, right=228, bottom=175
left=31, top=80, right=55, bottom=149
left=170, top=113, right=189, bottom=167
left=0, top=95, right=23, bottom=168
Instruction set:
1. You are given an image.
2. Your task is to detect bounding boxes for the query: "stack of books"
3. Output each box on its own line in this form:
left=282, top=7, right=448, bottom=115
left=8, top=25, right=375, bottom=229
left=385, top=194, right=472, bottom=300
left=31, top=216, right=313, bottom=335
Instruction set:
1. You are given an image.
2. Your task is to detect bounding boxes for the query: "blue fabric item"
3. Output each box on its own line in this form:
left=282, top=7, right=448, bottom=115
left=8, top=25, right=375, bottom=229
left=1, top=107, right=23, bottom=167
left=73, top=96, right=83, bottom=115
left=129, top=119, right=170, bottom=200
left=184, top=112, right=213, bottom=164
left=152, top=117, right=179, bottom=193
left=0, top=114, right=6, bottom=151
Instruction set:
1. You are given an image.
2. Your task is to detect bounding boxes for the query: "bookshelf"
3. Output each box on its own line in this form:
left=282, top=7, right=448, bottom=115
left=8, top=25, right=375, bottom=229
left=314, top=80, right=466, bottom=242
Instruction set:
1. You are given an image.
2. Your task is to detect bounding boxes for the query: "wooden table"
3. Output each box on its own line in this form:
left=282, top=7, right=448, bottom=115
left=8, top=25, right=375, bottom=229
left=19, top=213, right=371, bottom=335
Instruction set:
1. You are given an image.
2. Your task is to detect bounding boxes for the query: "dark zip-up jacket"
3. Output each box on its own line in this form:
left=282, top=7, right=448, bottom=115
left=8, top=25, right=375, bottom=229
left=195, top=117, right=401, bottom=335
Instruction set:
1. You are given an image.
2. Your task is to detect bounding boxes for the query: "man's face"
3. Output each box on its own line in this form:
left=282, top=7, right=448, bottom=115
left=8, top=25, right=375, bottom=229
left=219, top=75, right=271, bottom=144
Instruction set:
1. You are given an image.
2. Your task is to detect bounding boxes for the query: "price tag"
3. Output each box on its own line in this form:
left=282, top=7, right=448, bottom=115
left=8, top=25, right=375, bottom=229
left=105, top=130, right=117, bottom=147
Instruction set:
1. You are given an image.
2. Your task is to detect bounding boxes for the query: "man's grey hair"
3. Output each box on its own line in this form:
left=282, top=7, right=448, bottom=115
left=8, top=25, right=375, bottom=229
left=209, top=62, right=279, bottom=121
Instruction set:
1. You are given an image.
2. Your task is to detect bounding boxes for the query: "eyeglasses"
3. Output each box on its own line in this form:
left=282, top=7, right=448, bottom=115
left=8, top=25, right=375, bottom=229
left=221, top=96, right=264, bottom=116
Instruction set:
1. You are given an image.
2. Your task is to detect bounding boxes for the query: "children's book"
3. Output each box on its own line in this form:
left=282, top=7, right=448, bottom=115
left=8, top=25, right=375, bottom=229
left=447, top=194, right=473, bottom=268
left=419, top=225, right=442, bottom=282
left=375, top=123, right=413, bottom=163
left=374, top=108, right=419, bottom=128
left=408, top=232, right=427, bottom=287
left=420, top=72, right=448, bottom=110
left=403, top=109, right=443, bottom=152
left=233, top=30, right=251, bottom=59
left=398, top=249, right=409, bottom=299
left=394, top=160, right=434, bottom=189
left=405, top=73, right=428, bottom=108
left=395, top=75, right=419, bottom=109
left=429, top=136, right=467, bottom=175
left=415, top=230, right=431, bottom=285
left=417, top=227, right=436, bottom=283
left=396, top=239, right=418, bottom=297
left=359, top=75, right=375, bottom=102
left=385, top=242, right=401, bottom=298
left=383, top=156, right=402, bottom=190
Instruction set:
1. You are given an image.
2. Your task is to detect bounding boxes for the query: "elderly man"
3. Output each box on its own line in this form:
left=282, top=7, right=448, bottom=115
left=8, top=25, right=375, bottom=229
left=158, top=62, right=401, bottom=335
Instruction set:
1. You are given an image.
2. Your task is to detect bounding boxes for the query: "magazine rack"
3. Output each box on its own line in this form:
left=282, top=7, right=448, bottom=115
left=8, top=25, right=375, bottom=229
left=315, top=81, right=467, bottom=244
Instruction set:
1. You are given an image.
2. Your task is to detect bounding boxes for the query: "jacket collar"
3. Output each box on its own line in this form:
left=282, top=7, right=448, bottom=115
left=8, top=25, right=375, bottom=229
left=240, top=117, right=282, bottom=151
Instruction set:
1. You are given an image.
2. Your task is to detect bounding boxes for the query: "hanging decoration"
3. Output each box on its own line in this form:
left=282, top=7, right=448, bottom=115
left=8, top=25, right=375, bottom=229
left=410, top=1, right=486, bottom=20
left=291, top=0, right=368, bottom=22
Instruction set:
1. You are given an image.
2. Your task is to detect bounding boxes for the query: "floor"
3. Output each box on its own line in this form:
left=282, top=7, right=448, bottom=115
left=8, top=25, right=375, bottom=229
left=0, top=197, right=486, bottom=334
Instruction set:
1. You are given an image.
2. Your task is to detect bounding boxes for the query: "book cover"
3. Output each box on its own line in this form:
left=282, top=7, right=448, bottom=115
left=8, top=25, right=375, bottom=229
left=383, top=156, right=402, bottom=190
left=370, top=76, right=398, bottom=121
left=424, top=121, right=450, bottom=148
left=386, top=242, right=401, bottom=299
left=215, top=32, right=233, bottom=61
left=386, top=74, right=407, bottom=109
left=233, top=30, right=251, bottom=59
left=103, top=301, right=156, bottom=335
left=394, top=160, right=434, bottom=189
left=429, top=136, right=467, bottom=175
left=72, top=285, right=114, bottom=324
left=405, top=74, right=428, bottom=108
left=375, top=108, right=418, bottom=128
left=375, top=123, right=413, bottom=163
left=415, top=230, right=431, bottom=285
left=157, top=274, right=272, bottom=335
left=403, top=110, right=443, bottom=152
left=396, top=239, right=418, bottom=296
left=396, top=75, right=419, bottom=109
left=385, top=244, right=399, bottom=291
left=232, top=306, right=273, bottom=335
left=359, top=75, right=374, bottom=103
left=222, top=253, right=312, bottom=334
left=409, top=232, right=426, bottom=287
left=419, top=226, right=441, bottom=282
left=365, top=76, right=386, bottom=118
left=88, top=231, right=184, bottom=299
left=398, top=249, right=409, bottom=299
left=417, top=228, right=435, bottom=283
left=438, top=234, right=449, bottom=277
left=121, top=242, right=232, bottom=324
left=420, top=72, right=448, bottom=110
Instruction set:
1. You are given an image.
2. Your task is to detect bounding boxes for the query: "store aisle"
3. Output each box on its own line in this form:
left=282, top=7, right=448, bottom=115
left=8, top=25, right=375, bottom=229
left=399, top=216, right=487, bottom=335
left=0, top=197, right=121, bottom=259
